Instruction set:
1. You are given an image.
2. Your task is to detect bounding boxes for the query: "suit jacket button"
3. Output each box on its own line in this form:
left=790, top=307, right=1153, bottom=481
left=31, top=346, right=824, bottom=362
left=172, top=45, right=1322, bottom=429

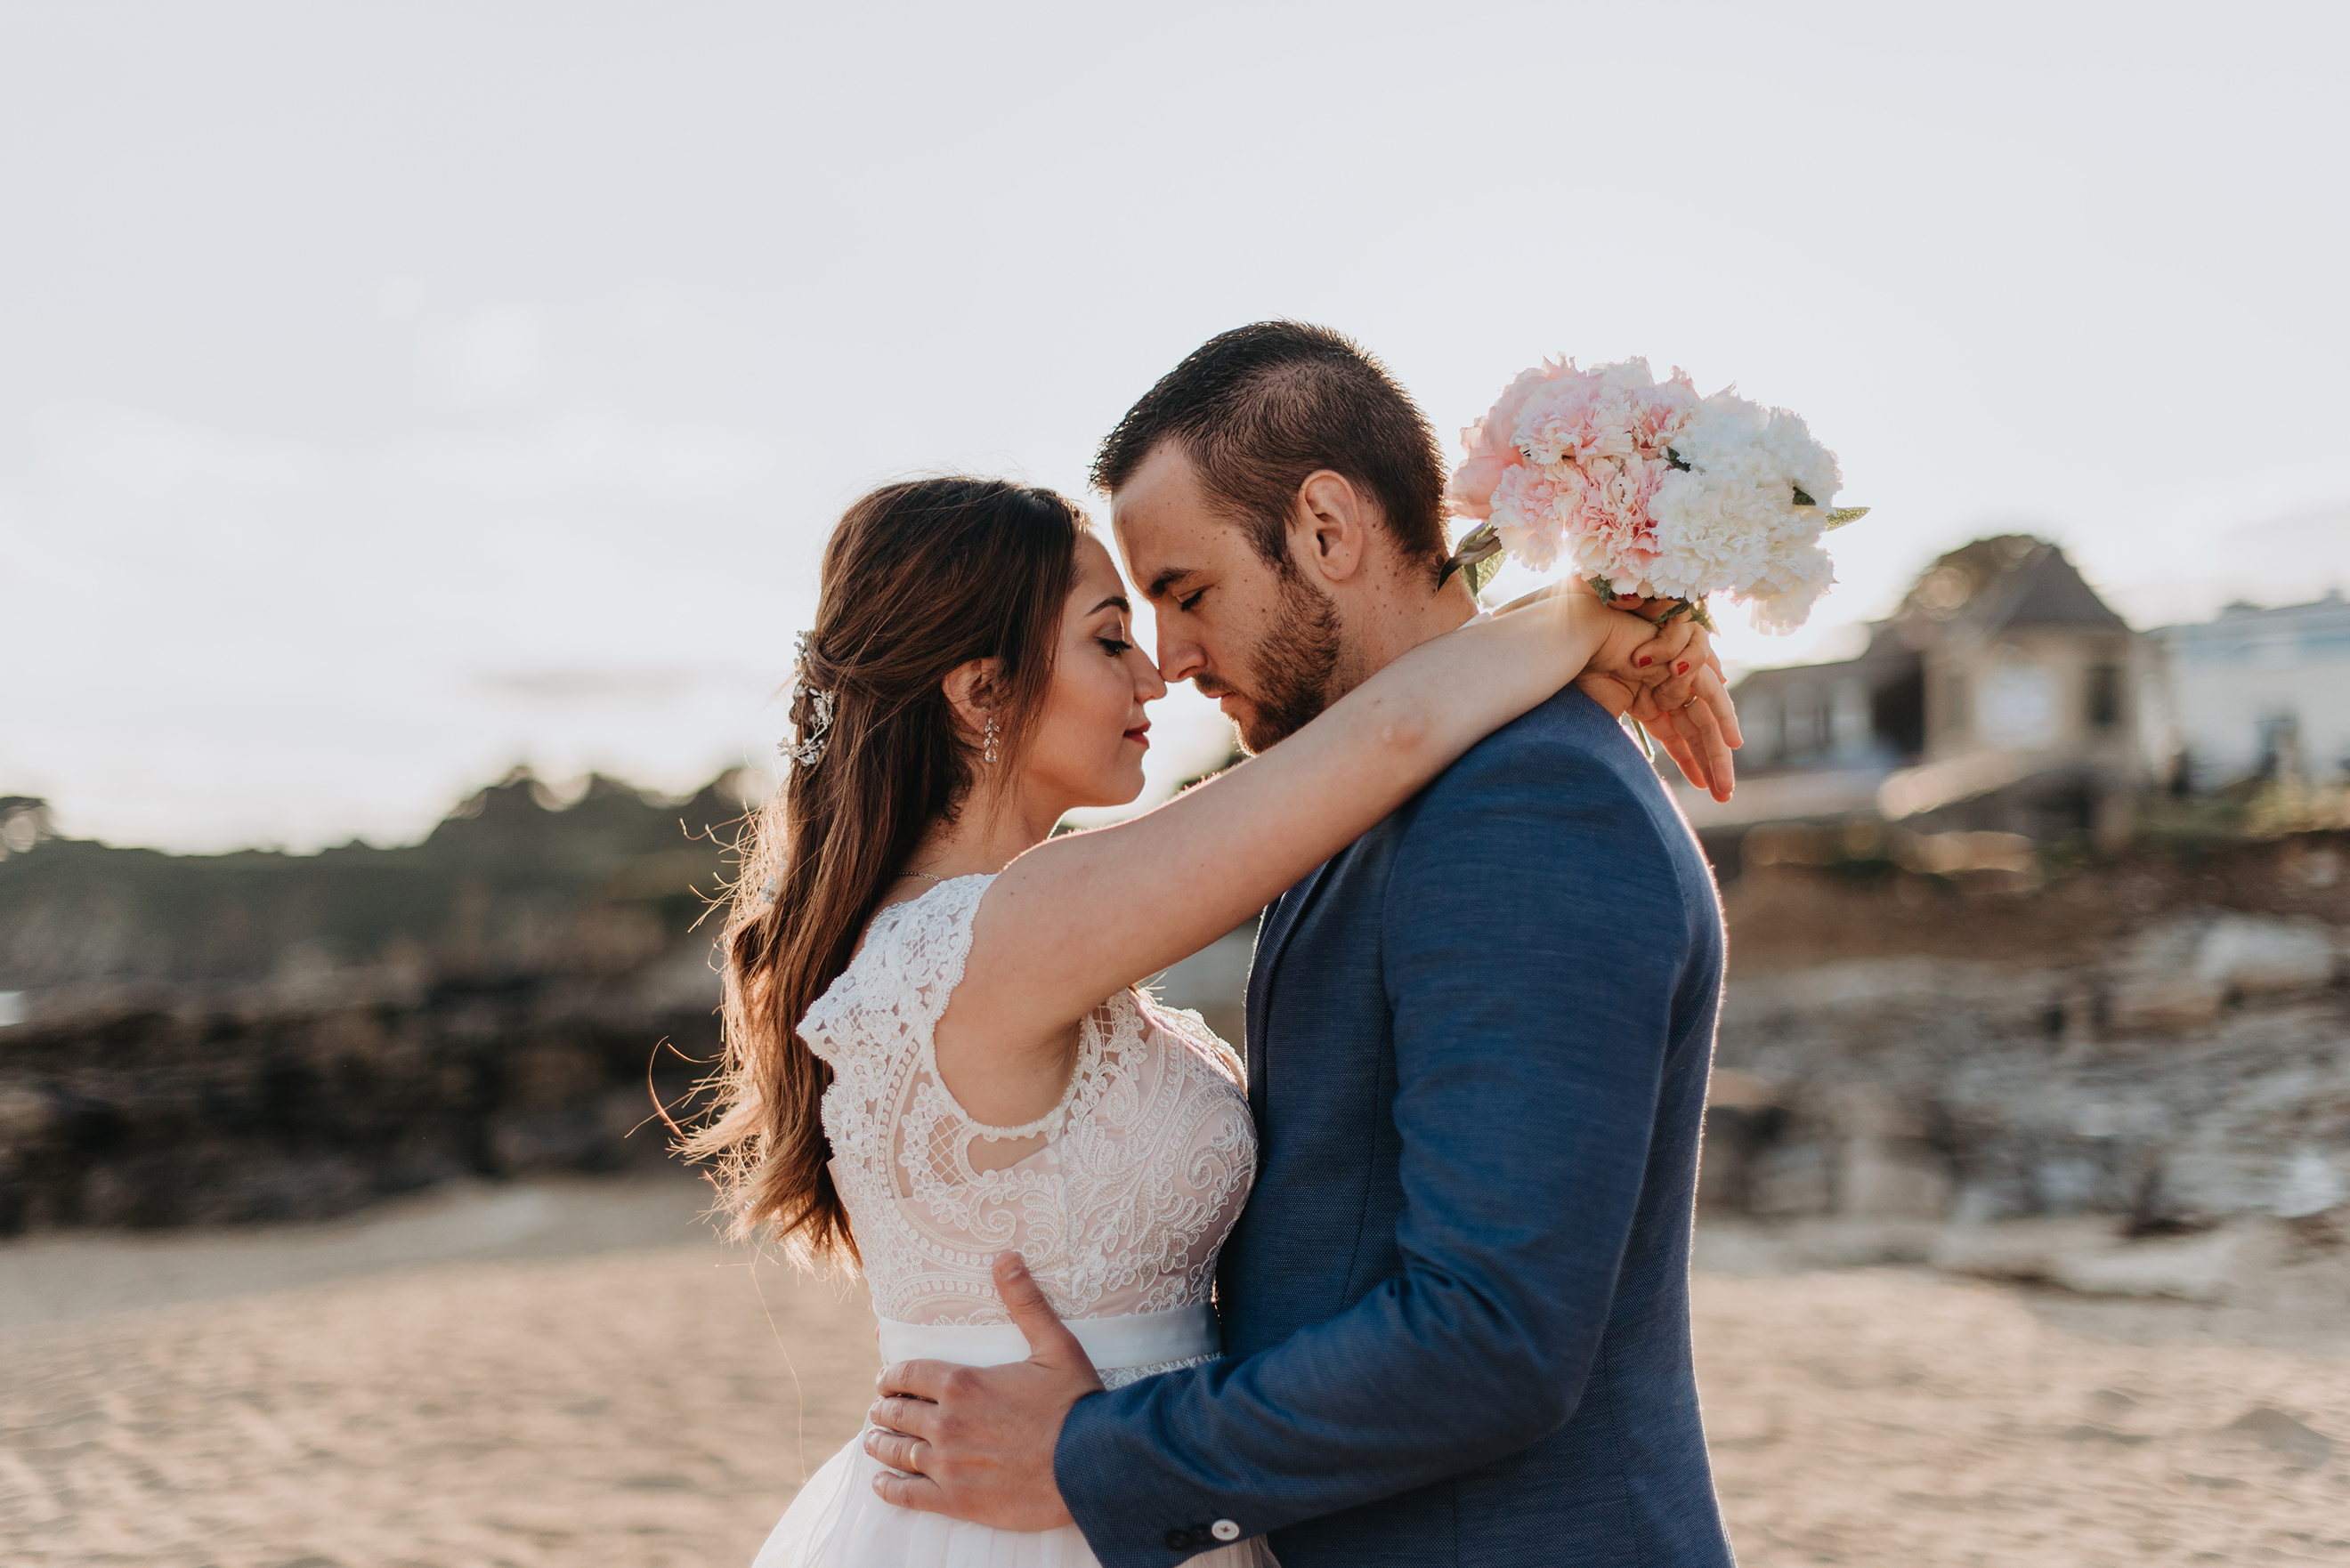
left=1211, top=1519, right=1242, bottom=1542
left=1165, top=1529, right=1191, bottom=1550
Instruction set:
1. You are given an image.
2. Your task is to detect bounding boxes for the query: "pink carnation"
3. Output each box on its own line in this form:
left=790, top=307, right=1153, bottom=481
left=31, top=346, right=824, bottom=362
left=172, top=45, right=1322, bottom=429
left=1558, top=456, right=1671, bottom=590
left=1443, top=356, right=1576, bottom=520
left=1515, top=367, right=1698, bottom=470
left=1487, top=465, right=1568, bottom=569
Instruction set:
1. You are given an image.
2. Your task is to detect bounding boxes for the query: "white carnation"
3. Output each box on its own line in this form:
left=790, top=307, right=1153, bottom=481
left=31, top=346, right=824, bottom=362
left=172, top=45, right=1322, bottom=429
left=1740, top=543, right=1836, bottom=634
left=1645, top=389, right=1844, bottom=631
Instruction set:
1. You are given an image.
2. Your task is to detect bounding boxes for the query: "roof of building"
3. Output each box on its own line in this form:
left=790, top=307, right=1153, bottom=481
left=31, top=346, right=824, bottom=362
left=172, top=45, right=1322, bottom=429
left=1897, top=535, right=2128, bottom=641
left=1730, top=535, right=2130, bottom=702
left=1733, top=632, right=1915, bottom=698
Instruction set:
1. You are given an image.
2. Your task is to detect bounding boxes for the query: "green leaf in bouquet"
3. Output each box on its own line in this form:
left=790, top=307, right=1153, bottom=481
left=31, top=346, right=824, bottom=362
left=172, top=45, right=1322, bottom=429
left=1791, top=486, right=1818, bottom=507
left=1438, top=521, right=1507, bottom=594
left=1649, top=595, right=1717, bottom=634
left=1824, top=506, right=1870, bottom=529
left=1467, top=547, right=1505, bottom=597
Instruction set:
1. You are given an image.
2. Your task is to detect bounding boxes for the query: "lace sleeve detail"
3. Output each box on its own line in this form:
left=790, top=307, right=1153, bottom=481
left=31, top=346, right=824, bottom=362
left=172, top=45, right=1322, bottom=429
left=1144, top=998, right=1247, bottom=1088
left=797, top=875, right=993, bottom=1068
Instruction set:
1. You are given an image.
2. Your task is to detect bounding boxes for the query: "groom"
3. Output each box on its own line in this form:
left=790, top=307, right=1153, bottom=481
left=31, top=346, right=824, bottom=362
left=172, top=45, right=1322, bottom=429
left=866, top=321, right=1738, bottom=1566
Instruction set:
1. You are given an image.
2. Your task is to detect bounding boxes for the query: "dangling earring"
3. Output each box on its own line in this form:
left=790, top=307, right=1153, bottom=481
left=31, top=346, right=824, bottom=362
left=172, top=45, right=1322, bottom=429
left=983, top=715, right=1000, bottom=766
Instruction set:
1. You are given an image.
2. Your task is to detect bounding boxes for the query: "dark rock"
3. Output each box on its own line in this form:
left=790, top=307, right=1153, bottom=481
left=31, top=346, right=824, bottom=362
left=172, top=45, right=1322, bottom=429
left=0, top=770, right=748, bottom=1233
left=2060, top=1425, right=2151, bottom=1445
left=2223, top=1406, right=2334, bottom=1467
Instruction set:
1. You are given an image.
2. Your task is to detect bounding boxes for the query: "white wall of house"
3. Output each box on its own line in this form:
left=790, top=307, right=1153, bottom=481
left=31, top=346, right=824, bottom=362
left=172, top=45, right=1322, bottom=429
left=1923, top=626, right=2137, bottom=767
left=2156, top=594, right=2350, bottom=788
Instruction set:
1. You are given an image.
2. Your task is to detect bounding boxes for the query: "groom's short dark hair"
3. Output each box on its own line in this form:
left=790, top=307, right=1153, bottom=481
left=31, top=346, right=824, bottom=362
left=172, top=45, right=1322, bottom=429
left=1092, top=321, right=1451, bottom=577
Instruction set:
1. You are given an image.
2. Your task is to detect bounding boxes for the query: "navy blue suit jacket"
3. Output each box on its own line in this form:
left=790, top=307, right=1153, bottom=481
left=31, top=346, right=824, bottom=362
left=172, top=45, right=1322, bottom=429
left=1056, top=687, right=1734, bottom=1566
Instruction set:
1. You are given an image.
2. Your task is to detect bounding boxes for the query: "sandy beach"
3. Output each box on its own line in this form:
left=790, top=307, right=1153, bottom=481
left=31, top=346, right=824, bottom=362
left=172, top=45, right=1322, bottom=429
left=4, top=1176, right=2346, bottom=1567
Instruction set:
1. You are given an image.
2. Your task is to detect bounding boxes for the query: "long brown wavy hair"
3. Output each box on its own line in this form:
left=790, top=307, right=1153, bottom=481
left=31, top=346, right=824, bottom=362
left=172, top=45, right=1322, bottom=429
left=683, top=477, right=1085, bottom=1265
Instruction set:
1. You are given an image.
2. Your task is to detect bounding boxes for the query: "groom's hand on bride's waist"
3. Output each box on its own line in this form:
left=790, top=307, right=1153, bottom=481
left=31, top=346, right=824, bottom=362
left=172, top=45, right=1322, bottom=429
left=864, top=1251, right=1104, bottom=1530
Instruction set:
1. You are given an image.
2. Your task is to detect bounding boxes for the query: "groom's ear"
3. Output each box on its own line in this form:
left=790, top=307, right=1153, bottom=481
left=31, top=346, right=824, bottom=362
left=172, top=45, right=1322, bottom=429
left=1291, top=470, right=1370, bottom=587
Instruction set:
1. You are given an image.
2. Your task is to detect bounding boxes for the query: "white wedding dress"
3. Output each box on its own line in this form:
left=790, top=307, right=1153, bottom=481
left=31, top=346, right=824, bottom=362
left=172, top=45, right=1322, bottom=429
left=752, top=875, right=1274, bottom=1567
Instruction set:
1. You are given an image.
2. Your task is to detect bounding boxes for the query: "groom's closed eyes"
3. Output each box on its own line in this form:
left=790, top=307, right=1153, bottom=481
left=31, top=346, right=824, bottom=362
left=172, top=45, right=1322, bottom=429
left=1145, top=567, right=1207, bottom=611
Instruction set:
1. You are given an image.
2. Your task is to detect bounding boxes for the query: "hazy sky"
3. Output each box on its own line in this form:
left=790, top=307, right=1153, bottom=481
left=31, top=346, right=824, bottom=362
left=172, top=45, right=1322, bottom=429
left=4, top=1, right=2346, bottom=852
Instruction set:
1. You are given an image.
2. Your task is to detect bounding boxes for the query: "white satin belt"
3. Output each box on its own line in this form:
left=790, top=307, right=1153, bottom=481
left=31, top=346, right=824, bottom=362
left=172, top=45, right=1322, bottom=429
left=876, top=1302, right=1220, bottom=1372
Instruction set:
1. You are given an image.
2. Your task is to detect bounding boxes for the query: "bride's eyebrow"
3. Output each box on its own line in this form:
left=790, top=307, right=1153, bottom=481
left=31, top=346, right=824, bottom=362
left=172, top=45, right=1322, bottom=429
left=1087, top=594, right=1130, bottom=616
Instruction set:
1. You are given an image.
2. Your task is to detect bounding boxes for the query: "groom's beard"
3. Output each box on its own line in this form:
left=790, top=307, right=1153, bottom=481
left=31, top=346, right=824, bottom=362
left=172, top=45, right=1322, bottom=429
left=1225, top=567, right=1342, bottom=755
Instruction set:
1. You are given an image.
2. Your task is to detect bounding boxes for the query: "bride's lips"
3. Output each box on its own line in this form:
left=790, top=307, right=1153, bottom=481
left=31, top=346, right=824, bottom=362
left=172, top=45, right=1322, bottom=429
left=1123, top=722, right=1151, bottom=748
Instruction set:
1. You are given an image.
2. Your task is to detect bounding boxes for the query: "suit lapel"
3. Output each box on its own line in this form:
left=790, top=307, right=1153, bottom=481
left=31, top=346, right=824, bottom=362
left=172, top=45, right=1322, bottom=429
left=1244, top=857, right=1336, bottom=1131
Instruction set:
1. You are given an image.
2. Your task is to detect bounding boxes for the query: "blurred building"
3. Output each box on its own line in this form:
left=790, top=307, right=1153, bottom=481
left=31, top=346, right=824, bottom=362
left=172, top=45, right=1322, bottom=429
left=1693, top=536, right=2145, bottom=847
left=2149, top=591, right=2350, bottom=790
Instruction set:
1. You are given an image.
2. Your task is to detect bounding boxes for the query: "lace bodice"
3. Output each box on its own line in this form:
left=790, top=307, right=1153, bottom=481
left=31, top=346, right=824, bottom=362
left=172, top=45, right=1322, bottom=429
left=801, top=875, right=1257, bottom=1337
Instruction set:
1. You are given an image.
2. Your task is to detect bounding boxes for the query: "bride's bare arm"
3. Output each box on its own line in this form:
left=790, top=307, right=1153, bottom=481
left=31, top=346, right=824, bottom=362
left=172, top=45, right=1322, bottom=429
left=948, top=593, right=1722, bottom=1056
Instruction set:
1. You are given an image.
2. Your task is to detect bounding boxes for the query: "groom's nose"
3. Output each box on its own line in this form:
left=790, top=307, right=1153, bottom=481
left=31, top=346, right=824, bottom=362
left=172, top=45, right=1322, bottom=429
left=1155, top=623, right=1206, bottom=688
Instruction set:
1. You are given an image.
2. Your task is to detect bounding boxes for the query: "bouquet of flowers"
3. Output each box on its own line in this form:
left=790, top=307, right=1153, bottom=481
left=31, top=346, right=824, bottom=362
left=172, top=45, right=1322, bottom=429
left=1441, top=358, right=1866, bottom=634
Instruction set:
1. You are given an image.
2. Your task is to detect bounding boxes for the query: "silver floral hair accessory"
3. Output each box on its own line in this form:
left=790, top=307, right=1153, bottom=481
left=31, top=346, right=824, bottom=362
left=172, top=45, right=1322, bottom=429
left=781, top=631, right=834, bottom=768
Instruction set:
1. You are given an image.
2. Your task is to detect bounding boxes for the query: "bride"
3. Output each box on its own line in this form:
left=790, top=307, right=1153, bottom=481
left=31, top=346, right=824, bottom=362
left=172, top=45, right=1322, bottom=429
left=686, top=475, right=1730, bottom=1566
